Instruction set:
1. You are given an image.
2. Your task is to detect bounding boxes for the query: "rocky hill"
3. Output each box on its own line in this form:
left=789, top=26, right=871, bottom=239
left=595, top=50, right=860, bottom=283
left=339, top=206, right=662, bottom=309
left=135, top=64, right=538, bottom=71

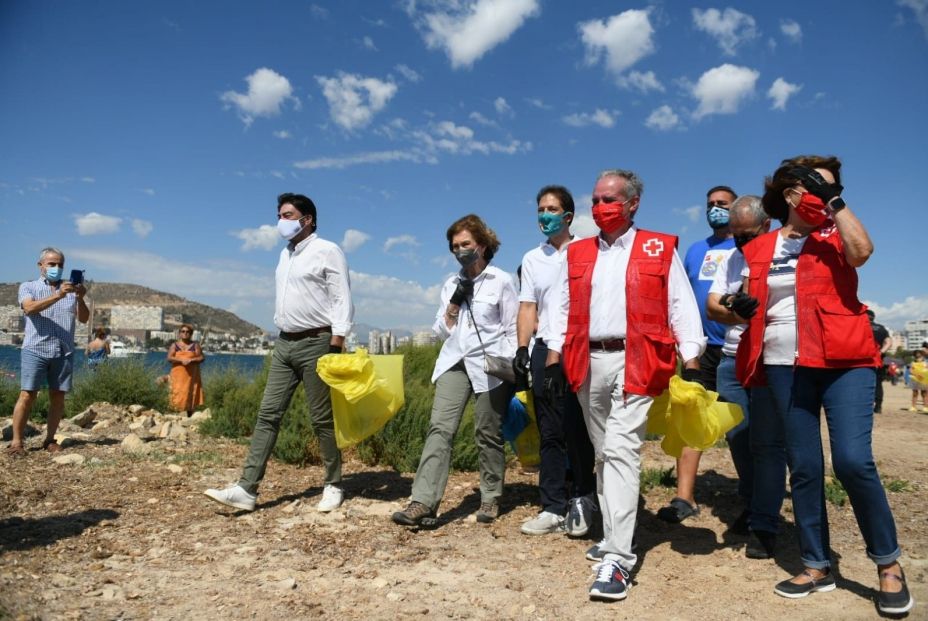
left=0, top=282, right=263, bottom=337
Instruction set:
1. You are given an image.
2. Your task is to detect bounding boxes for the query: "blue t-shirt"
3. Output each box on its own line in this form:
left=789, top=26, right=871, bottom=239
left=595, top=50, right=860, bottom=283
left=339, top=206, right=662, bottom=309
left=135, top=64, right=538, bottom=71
left=684, top=235, right=735, bottom=346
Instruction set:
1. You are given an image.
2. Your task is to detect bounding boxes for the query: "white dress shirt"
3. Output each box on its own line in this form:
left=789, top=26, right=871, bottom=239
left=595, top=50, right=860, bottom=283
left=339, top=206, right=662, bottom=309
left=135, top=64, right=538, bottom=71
left=431, top=265, right=519, bottom=393
left=518, top=238, right=573, bottom=343
left=708, top=248, right=745, bottom=357
left=274, top=233, right=354, bottom=336
left=547, top=227, right=706, bottom=362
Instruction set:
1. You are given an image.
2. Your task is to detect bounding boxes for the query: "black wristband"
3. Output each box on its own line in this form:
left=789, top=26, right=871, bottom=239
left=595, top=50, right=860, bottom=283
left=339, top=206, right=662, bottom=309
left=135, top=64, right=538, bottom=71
left=720, top=293, right=733, bottom=309
left=829, top=197, right=846, bottom=212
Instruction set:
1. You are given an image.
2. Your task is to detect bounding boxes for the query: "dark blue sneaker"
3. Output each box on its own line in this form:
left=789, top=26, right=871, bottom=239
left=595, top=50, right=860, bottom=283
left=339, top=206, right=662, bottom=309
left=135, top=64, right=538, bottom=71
left=589, top=559, right=630, bottom=601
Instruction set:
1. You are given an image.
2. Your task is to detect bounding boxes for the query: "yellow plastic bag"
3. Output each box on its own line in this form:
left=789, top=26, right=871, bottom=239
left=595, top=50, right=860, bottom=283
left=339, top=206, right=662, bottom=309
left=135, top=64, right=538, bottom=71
left=317, top=348, right=405, bottom=449
left=912, top=361, right=928, bottom=385
left=646, top=375, right=743, bottom=458
left=512, top=390, right=541, bottom=468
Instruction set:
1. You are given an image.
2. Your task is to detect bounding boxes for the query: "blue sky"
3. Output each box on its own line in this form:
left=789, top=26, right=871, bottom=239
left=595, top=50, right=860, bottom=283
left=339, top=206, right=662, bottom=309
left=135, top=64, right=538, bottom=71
left=1, top=1, right=926, bottom=333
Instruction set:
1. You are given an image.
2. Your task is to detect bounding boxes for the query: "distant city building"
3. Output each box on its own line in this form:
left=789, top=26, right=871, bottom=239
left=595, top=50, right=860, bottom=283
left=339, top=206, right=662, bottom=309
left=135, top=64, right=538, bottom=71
left=0, top=305, right=24, bottom=332
left=889, top=331, right=906, bottom=353
left=413, top=330, right=437, bottom=347
left=904, top=319, right=928, bottom=350
left=368, top=330, right=381, bottom=354
left=345, top=332, right=360, bottom=353
left=110, top=305, right=163, bottom=331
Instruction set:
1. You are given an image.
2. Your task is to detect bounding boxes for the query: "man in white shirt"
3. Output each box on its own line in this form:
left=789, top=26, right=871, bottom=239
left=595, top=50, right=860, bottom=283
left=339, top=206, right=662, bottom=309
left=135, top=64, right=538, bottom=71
left=205, top=193, right=354, bottom=513
left=545, top=169, right=706, bottom=602
left=514, top=185, right=596, bottom=537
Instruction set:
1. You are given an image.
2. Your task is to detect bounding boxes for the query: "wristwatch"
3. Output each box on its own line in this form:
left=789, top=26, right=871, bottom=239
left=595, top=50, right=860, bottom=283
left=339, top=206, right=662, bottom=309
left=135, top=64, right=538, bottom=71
left=828, top=197, right=846, bottom=213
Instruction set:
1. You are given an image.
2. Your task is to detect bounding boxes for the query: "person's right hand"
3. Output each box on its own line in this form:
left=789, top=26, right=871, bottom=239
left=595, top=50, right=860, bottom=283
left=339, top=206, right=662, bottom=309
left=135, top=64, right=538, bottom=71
left=729, top=291, right=759, bottom=319
left=543, top=362, right=566, bottom=402
left=512, top=346, right=531, bottom=389
left=449, top=277, right=474, bottom=307
left=59, top=282, right=75, bottom=296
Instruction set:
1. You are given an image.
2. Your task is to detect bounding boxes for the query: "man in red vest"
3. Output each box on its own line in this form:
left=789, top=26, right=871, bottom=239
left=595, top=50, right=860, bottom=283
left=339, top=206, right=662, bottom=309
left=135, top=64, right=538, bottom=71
left=545, top=169, right=706, bottom=602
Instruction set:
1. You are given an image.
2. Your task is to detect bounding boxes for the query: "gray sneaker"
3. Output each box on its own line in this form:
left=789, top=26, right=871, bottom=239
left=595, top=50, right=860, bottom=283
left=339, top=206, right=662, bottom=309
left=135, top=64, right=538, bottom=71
left=521, top=511, right=566, bottom=535
left=566, top=495, right=596, bottom=537
left=204, top=484, right=256, bottom=511
left=586, top=539, right=606, bottom=562
left=476, top=501, right=499, bottom=523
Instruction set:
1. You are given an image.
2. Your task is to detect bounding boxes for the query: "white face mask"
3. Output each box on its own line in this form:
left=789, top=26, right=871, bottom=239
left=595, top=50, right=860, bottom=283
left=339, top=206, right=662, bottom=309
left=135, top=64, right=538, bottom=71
left=277, top=217, right=304, bottom=240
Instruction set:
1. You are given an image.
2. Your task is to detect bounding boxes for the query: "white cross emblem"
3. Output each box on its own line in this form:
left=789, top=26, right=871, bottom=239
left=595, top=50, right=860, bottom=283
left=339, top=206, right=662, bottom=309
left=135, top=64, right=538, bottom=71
left=643, top=238, right=664, bottom=257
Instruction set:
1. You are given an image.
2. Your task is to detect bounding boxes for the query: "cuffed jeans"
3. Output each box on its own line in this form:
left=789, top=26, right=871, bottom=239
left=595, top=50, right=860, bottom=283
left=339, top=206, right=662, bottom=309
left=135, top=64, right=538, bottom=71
left=411, top=363, right=509, bottom=512
left=578, top=350, right=651, bottom=571
left=717, top=355, right=786, bottom=533
left=238, top=333, right=341, bottom=495
left=765, top=365, right=902, bottom=569
left=530, top=339, right=595, bottom=515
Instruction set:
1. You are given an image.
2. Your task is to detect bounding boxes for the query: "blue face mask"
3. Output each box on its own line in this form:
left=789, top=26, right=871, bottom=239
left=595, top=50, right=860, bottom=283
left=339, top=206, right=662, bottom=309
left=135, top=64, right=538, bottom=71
left=538, top=212, right=567, bottom=237
left=45, top=266, right=63, bottom=282
left=707, top=206, right=730, bottom=229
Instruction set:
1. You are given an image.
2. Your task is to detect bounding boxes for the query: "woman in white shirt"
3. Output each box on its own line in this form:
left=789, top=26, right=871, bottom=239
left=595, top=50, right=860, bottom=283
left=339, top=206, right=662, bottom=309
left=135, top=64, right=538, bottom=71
left=392, top=214, right=518, bottom=527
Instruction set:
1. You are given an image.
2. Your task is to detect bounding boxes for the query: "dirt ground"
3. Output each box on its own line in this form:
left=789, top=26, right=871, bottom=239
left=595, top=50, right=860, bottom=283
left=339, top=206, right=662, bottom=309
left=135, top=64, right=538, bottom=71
left=1, top=382, right=926, bottom=621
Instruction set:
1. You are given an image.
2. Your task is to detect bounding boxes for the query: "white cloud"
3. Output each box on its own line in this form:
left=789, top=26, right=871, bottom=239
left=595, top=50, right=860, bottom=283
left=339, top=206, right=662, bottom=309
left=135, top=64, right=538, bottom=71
left=383, top=234, right=420, bottom=252
left=562, top=109, right=616, bottom=128
left=673, top=205, right=703, bottom=222
left=81, top=177, right=95, bottom=183
left=361, top=35, right=378, bottom=51
left=74, top=212, right=122, bottom=236
left=570, top=195, right=599, bottom=238
left=692, top=7, right=758, bottom=56
left=469, top=111, right=498, bottom=127
left=349, top=270, right=443, bottom=328
left=767, top=77, right=802, bottom=110
left=309, top=4, right=329, bottom=19
left=131, top=219, right=153, bottom=238
left=579, top=9, right=655, bottom=75
left=234, top=224, right=279, bottom=251
left=316, top=72, right=398, bottom=131
left=140, top=188, right=155, bottom=196
left=220, top=67, right=299, bottom=127
left=691, top=63, right=760, bottom=119
left=417, top=0, right=541, bottom=69
left=417, top=120, right=531, bottom=155
left=273, top=130, right=291, bottom=139
left=617, top=70, right=665, bottom=93
left=294, top=150, right=423, bottom=170
left=494, top=96, right=513, bottom=116
left=645, top=105, right=681, bottom=131
left=394, top=64, right=422, bottom=83
left=899, top=0, right=928, bottom=38
left=780, top=18, right=803, bottom=43
left=341, top=229, right=371, bottom=253
left=525, top=97, right=552, bottom=110
left=863, top=295, right=928, bottom=330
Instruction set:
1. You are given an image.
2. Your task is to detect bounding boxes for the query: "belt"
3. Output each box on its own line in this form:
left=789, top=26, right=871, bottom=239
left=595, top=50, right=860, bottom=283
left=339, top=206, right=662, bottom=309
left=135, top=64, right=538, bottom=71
left=589, top=338, right=625, bottom=352
left=279, top=326, right=331, bottom=341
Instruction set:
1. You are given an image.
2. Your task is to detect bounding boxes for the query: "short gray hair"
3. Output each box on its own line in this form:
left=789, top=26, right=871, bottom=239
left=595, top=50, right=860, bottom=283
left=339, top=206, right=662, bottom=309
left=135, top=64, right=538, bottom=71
left=730, top=195, right=767, bottom=225
left=597, top=169, right=644, bottom=199
left=38, top=247, right=65, bottom=263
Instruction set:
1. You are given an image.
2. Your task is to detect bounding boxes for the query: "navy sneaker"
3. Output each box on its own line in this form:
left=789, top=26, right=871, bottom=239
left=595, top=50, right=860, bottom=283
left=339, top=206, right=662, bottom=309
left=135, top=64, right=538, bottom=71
left=589, top=559, right=630, bottom=601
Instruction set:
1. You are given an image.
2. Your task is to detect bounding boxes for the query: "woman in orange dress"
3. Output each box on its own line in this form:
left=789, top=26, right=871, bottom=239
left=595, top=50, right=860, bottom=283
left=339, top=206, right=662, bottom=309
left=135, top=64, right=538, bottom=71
left=167, top=324, right=205, bottom=416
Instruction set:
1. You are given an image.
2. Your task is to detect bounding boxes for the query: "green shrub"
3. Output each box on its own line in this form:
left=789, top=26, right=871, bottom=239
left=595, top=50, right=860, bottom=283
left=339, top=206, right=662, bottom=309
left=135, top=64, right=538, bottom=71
left=0, top=375, right=48, bottom=421
left=640, top=466, right=677, bottom=492
left=66, top=359, right=169, bottom=417
left=824, top=476, right=848, bottom=506
left=884, top=479, right=912, bottom=493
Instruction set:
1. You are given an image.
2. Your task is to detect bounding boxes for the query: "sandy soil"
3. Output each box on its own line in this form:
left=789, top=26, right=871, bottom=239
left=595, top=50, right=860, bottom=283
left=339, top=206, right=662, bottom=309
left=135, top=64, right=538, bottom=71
left=1, top=383, right=926, bottom=620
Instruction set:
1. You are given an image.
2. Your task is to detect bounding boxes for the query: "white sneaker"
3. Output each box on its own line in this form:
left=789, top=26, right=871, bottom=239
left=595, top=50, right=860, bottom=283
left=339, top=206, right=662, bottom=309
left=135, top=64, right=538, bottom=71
left=204, top=484, right=256, bottom=511
left=567, top=495, right=596, bottom=537
left=316, top=484, right=344, bottom=512
left=521, top=511, right=566, bottom=535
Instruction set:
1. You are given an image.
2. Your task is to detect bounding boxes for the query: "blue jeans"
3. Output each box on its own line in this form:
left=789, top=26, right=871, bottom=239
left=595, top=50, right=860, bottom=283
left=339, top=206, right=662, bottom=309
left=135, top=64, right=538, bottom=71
left=765, top=365, right=901, bottom=569
left=717, top=355, right=786, bottom=534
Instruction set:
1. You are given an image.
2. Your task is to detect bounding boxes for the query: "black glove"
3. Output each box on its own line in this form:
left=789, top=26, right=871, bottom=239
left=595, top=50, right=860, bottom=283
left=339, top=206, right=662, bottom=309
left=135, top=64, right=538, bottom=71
left=543, top=363, right=566, bottom=402
left=789, top=166, right=843, bottom=205
left=449, top=277, right=474, bottom=307
left=512, top=346, right=531, bottom=390
left=328, top=344, right=343, bottom=354
left=729, top=291, right=759, bottom=319
left=681, top=367, right=702, bottom=384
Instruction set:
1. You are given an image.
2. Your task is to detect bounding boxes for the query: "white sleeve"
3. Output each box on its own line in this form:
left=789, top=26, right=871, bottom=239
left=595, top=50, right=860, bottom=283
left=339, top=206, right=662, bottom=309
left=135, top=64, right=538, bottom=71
left=325, top=245, right=354, bottom=337
left=518, top=250, right=537, bottom=304
left=709, top=252, right=731, bottom=296
left=432, top=276, right=457, bottom=339
left=545, top=259, right=569, bottom=354
left=668, top=250, right=708, bottom=362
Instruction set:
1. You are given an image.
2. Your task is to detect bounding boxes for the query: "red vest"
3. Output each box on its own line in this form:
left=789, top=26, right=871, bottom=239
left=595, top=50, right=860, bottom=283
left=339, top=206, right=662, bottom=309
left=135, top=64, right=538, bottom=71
left=736, top=227, right=880, bottom=387
left=562, top=229, right=678, bottom=397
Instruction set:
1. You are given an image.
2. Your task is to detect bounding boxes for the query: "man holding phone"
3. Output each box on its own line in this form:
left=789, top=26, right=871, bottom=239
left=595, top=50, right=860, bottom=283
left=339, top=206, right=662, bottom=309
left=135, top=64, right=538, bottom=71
left=7, top=247, right=89, bottom=455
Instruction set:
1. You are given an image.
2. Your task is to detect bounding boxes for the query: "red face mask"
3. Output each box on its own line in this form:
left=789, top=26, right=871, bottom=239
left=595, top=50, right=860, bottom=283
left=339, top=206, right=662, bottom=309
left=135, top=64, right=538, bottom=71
left=792, top=191, right=828, bottom=227
left=592, top=201, right=628, bottom=234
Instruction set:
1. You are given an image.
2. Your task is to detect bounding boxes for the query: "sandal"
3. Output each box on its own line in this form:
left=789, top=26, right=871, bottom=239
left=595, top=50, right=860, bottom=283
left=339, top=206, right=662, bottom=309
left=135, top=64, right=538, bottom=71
left=878, top=569, right=914, bottom=614
left=42, top=440, right=62, bottom=453
left=657, top=497, right=700, bottom=523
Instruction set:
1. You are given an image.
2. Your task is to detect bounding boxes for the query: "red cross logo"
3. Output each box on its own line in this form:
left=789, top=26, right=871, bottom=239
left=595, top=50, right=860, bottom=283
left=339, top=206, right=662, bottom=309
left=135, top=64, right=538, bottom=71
left=643, top=238, right=664, bottom=257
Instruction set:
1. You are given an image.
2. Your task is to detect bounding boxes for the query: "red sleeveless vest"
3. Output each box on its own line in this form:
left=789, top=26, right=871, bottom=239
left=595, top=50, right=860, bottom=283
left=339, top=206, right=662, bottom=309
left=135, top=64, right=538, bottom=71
left=736, top=227, right=880, bottom=387
left=562, top=229, right=678, bottom=397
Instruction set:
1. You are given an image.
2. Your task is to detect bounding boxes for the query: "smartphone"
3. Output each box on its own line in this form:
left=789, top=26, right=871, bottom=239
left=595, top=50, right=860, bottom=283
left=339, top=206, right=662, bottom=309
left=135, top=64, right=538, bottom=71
left=70, top=269, right=85, bottom=285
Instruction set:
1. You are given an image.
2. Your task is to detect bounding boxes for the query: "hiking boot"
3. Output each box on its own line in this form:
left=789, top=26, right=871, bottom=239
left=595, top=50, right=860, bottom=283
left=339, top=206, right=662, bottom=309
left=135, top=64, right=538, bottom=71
left=521, top=511, right=565, bottom=535
left=589, top=558, right=631, bottom=601
left=774, top=569, right=836, bottom=599
left=204, top=484, right=257, bottom=511
left=566, top=494, right=596, bottom=537
left=316, top=484, right=344, bottom=513
left=746, top=530, right=776, bottom=559
left=392, top=501, right=435, bottom=526
left=476, top=501, right=499, bottom=523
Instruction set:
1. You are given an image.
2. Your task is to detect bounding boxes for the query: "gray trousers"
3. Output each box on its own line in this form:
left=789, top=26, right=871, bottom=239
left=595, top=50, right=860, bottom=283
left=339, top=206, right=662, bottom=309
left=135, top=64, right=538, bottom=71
left=238, top=333, right=341, bottom=495
left=411, top=363, right=510, bottom=512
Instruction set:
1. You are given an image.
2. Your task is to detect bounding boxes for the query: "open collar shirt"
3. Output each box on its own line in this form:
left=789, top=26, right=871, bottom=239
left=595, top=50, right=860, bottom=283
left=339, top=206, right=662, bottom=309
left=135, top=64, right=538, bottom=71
left=274, top=233, right=354, bottom=336
left=518, top=237, right=574, bottom=344
left=19, top=279, right=78, bottom=358
left=431, top=265, right=518, bottom=393
left=546, top=226, right=706, bottom=362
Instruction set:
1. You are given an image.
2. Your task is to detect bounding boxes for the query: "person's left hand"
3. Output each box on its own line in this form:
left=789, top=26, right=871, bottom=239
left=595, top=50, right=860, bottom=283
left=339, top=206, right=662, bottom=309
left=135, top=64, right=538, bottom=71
left=328, top=344, right=343, bottom=354
left=74, top=283, right=87, bottom=298
left=791, top=166, right=843, bottom=206
left=681, top=367, right=703, bottom=386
